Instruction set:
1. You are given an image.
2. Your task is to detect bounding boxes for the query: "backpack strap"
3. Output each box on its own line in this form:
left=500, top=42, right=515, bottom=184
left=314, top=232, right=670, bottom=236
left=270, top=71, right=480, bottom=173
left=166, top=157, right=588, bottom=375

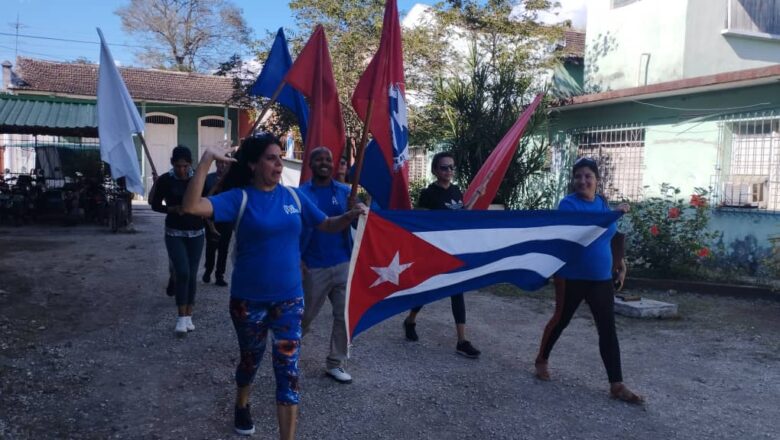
left=235, top=189, right=248, bottom=232
left=284, top=185, right=302, bottom=212
left=230, top=189, right=247, bottom=265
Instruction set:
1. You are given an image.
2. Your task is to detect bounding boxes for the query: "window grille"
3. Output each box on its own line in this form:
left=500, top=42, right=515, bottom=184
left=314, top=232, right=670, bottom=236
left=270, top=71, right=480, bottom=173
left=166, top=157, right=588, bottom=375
left=716, top=113, right=780, bottom=211
left=0, top=134, right=102, bottom=187
left=200, top=118, right=225, bottom=128
left=571, top=124, right=645, bottom=201
left=726, top=0, right=780, bottom=36
left=145, top=115, right=175, bottom=125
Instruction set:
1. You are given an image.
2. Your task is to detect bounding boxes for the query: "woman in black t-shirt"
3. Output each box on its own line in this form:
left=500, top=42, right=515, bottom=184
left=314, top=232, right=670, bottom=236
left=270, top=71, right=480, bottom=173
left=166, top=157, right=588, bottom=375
left=150, top=145, right=205, bottom=337
left=402, top=152, right=482, bottom=358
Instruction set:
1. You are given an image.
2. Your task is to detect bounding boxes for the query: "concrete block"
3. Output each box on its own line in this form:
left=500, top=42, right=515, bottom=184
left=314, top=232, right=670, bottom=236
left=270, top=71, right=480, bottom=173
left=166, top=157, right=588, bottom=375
left=614, top=297, right=678, bottom=319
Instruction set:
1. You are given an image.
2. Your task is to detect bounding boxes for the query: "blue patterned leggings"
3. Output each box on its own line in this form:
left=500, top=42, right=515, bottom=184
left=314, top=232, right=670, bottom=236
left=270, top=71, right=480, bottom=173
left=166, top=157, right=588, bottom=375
left=229, top=297, right=303, bottom=405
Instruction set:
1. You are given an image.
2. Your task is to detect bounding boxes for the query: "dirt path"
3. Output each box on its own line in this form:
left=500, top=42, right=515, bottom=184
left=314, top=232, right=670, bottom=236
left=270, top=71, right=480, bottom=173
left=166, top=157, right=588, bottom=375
left=1, top=206, right=779, bottom=439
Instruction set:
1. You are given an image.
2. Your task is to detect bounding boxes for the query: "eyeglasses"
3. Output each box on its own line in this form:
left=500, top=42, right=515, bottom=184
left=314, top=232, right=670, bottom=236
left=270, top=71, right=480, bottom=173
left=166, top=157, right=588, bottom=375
left=438, top=165, right=456, bottom=171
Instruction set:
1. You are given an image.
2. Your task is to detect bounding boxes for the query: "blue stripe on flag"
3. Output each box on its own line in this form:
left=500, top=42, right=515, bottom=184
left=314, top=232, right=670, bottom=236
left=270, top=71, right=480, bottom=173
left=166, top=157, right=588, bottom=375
left=352, top=269, right=549, bottom=337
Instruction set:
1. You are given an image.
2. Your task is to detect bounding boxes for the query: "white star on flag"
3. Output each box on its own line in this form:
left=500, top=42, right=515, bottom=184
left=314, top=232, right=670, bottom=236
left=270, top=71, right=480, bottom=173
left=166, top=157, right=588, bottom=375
left=370, top=251, right=413, bottom=288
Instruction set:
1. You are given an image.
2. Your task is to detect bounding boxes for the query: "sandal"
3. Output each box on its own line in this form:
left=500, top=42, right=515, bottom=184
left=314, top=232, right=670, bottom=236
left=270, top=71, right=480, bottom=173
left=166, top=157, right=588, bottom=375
left=534, top=360, right=551, bottom=381
left=610, top=383, right=645, bottom=404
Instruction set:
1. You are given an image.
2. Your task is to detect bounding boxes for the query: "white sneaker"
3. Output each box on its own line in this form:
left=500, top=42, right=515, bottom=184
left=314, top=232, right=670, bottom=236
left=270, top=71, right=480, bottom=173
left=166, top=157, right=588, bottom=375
left=185, top=316, right=195, bottom=332
left=326, top=367, right=352, bottom=384
left=175, top=317, right=188, bottom=337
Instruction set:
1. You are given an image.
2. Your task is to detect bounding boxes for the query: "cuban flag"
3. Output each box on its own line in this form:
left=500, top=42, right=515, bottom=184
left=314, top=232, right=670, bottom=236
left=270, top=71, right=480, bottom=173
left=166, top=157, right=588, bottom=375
left=351, top=0, right=412, bottom=209
left=345, top=209, right=622, bottom=341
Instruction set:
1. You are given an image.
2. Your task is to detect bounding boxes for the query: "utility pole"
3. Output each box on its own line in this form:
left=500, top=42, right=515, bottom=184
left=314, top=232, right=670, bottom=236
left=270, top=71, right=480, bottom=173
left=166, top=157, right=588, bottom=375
left=9, top=13, right=27, bottom=59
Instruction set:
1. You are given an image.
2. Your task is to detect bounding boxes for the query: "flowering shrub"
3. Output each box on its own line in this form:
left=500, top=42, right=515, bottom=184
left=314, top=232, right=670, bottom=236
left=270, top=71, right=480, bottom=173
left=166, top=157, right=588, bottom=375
left=623, top=184, right=722, bottom=277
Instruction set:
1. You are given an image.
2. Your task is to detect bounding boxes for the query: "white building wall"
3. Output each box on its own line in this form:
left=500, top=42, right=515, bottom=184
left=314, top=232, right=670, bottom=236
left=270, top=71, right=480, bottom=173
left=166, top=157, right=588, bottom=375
left=584, top=0, right=689, bottom=92
left=683, top=0, right=780, bottom=78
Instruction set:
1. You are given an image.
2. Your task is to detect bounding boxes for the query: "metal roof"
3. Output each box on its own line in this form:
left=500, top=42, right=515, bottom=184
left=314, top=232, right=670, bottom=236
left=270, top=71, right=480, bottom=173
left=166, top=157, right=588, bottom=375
left=0, top=95, right=97, bottom=137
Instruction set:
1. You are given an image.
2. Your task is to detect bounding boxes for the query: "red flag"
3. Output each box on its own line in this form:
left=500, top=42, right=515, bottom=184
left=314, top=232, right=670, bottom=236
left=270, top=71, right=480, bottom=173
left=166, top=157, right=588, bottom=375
left=464, top=94, right=544, bottom=210
left=285, top=25, right=345, bottom=184
left=351, top=0, right=411, bottom=209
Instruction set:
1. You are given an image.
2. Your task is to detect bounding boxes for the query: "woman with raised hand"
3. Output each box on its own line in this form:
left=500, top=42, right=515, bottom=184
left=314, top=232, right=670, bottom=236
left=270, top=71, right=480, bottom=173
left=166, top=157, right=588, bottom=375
left=149, top=145, right=204, bottom=337
left=182, top=133, right=365, bottom=439
left=534, top=157, right=643, bottom=404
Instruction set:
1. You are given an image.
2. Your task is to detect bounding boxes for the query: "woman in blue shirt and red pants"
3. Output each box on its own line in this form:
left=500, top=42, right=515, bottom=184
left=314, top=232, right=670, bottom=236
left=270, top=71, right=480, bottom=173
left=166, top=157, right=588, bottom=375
left=183, top=134, right=365, bottom=439
left=535, top=157, right=643, bottom=404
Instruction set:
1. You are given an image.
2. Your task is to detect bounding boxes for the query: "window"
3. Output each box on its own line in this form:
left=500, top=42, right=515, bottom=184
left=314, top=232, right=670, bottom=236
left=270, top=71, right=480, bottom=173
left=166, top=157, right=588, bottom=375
left=572, top=125, right=645, bottom=201
left=612, top=0, right=641, bottom=8
left=726, top=0, right=780, bottom=37
left=145, top=115, right=175, bottom=125
left=718, top=115, right=780, bottom=210
left=200, top=118, right=225, bottom=128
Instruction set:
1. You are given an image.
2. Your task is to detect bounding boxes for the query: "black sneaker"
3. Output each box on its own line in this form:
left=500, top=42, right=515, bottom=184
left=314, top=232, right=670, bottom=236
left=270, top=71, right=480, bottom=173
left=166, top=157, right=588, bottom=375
left=202, top=272, right=211, bottom=283
left=166, top=277, right=175, bottom=297
left=403, top=319, right=418, bottom=341
left=456, top=340, right=481, bottom=358
left=215, top=277, right=228, bottom=287
left=234, top=405, right=255, bottom=436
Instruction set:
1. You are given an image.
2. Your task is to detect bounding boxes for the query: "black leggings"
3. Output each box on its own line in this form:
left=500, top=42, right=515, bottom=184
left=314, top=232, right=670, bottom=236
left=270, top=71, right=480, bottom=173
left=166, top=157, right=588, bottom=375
left=411, top=293, right=466, bottom=325
left=537, top=279, right=623, bottom=383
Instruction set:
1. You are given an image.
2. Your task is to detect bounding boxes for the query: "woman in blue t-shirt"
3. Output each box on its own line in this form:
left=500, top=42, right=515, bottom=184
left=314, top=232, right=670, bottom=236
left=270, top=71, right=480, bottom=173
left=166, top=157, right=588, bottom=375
left=534, top=157, right=643, bottom=404
left=182, top=134, right=365, bottom=438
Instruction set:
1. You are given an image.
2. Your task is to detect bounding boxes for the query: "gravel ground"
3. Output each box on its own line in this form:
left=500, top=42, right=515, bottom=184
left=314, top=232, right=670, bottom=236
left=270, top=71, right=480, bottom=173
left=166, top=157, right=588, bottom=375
left=1, top=205, right=779, bottom=439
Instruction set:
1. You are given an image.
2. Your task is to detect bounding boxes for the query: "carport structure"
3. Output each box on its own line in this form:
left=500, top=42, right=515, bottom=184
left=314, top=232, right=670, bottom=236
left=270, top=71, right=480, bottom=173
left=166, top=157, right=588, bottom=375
left=0, top=95, right=101, bottom=183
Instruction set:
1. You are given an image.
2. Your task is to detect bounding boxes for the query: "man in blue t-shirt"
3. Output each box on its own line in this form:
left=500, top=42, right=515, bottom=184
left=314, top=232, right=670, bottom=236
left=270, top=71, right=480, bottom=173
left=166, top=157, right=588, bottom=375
left=299, top=147, right=354, bottom=384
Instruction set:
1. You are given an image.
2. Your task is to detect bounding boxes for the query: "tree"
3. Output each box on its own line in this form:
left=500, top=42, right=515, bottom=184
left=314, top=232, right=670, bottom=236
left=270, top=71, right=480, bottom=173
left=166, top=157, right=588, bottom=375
left=420, top=44, right=556, bottom=209
left=116, top=0, right=251, bottom=72
left=259, top=0, right=449, bottom=147
left=414, top=0, right=564, bottom=209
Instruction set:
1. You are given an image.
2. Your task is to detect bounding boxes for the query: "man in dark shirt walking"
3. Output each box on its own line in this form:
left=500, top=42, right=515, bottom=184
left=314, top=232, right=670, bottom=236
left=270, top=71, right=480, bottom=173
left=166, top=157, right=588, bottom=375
left=202, top=160, right=232, bottom=287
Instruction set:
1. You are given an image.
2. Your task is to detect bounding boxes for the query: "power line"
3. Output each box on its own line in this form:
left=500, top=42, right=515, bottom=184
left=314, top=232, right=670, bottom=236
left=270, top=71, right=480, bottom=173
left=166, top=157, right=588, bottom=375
left=0, top=31, right=164, bottom=50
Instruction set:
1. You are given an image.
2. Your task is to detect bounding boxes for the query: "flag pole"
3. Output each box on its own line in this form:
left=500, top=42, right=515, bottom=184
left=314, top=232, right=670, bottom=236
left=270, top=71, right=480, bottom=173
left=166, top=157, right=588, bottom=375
left=247, top=81, right=286, bottom=136
left=136, top=132, right=159, bottom=180
left=349, top=97, right=375, bottom=205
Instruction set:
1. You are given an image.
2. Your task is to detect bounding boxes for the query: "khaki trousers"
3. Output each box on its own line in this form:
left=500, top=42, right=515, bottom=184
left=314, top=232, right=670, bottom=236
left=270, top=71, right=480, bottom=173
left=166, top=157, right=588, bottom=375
left=302, top=262, right=349, bottom=369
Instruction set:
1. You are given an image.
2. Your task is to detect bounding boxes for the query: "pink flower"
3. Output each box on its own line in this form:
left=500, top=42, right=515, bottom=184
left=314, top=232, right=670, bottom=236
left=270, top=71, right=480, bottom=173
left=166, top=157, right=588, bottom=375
left=690, top=194, right=707, bottom=208
left=650, top=225, right=659, bottom=236
left=697, top=247, right=711, bottom=258
left=668, top=207, right=681, bottom=219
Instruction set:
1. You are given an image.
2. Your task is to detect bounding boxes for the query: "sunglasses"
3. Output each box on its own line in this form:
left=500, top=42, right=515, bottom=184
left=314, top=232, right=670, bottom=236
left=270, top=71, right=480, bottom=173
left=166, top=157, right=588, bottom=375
left=438, top=165, right=456, bottom=171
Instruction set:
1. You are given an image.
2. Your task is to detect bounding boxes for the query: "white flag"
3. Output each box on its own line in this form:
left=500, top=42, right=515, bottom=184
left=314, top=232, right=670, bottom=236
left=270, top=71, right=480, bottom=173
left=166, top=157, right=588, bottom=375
left=96, top=28, right=145, bottom=194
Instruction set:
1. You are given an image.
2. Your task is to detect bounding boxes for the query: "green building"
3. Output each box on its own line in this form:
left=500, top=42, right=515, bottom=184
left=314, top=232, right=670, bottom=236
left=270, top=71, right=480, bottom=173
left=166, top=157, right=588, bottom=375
left=550, top=0, right=780, bottom=249
left=1, top=57, right=248, bottom=197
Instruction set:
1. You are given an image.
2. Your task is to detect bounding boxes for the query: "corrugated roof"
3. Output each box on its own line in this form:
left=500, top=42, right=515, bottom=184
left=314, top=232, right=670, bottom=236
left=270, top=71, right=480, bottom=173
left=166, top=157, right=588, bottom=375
left=13, top=57, right=237, bottom=105
left=0, top=95, right=98, bottom=137
left=554, top=64, right=780, bottom=111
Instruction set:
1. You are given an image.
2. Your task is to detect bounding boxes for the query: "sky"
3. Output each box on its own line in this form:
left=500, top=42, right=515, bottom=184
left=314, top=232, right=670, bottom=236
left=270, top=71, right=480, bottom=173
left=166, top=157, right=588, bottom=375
left=0, top=0, right=586, bottom=68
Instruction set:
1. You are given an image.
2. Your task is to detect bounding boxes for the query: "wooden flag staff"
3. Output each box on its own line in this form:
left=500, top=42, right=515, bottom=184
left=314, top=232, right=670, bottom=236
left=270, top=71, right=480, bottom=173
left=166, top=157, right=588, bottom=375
left=136, top=133, right=159, bottom=181
left=205, top=80, right=288, bottom=195
left=246, top=81, right=287, bottom=138
left=348, top=97, right=375, bottom=205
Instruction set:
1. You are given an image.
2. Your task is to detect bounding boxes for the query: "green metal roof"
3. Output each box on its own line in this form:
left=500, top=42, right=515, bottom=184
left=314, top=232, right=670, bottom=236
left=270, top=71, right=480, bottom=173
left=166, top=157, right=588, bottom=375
left=0, top=95, right=98, bottom=137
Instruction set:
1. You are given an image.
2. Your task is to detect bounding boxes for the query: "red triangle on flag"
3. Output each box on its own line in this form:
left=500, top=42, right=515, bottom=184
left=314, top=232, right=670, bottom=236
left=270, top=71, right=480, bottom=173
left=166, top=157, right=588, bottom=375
left=348, top=212, right=465, bottom=335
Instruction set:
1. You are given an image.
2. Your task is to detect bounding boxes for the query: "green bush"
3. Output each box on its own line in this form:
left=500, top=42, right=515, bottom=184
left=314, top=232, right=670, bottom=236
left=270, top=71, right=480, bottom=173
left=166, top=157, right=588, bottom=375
left=624, top=184, right=721, bottom=277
